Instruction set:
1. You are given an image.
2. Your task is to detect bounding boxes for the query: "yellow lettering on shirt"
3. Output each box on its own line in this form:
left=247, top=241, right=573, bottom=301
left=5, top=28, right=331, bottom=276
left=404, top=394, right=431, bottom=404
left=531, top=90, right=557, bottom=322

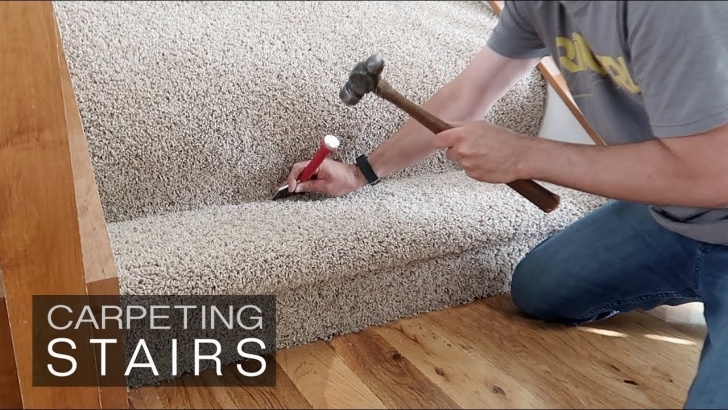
left=555, top=33, right=641, bottom=94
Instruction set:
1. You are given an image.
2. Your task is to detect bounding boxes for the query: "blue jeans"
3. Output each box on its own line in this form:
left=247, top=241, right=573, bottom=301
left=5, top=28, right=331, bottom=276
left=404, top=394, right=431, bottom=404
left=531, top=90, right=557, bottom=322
left=511, top=200, right=728, bottom=409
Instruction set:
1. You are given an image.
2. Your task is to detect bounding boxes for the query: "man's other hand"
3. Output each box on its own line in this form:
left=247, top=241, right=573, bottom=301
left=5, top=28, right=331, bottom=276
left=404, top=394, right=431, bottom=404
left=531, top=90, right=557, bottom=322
left=433, top=121, right=532, bottom=184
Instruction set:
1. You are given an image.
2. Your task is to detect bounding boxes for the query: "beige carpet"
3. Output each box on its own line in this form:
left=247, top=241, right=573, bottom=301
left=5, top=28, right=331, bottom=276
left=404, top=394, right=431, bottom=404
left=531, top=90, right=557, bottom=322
left=54, top=1, right=608, bottom=386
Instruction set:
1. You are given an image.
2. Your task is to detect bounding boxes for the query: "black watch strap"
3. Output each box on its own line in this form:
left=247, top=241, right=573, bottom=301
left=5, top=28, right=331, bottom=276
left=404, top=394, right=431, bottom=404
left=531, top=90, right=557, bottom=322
left=355, top=154, right=380, bottom=185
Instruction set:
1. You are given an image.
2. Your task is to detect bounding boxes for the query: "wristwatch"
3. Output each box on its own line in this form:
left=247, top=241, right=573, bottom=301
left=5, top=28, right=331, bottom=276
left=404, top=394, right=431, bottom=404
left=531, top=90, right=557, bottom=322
left=355, top=154, right=380, bottom=186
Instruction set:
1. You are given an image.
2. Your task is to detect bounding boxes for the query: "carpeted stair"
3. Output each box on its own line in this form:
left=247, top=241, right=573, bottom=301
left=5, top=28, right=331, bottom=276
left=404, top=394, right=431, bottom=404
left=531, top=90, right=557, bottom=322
left=54, top=1, right=608, bottom=386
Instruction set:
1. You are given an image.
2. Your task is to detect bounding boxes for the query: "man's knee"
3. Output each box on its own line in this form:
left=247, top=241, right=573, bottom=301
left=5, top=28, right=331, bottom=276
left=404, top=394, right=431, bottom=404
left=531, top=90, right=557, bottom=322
left=510, top=245, right=576, bottom=323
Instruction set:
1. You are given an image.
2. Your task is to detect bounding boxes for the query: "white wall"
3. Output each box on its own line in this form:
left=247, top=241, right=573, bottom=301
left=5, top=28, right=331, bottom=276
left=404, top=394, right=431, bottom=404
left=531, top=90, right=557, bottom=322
left=538, top=82, right=593, bottom=145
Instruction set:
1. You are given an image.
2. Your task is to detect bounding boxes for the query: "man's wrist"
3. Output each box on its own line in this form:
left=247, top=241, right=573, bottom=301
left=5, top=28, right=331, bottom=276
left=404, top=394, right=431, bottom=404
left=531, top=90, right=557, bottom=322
left=515, top=136, right=562, bottom=181
left=352, top=165, right=369, bottom=188
left=354, top=154, right=381, bottom=185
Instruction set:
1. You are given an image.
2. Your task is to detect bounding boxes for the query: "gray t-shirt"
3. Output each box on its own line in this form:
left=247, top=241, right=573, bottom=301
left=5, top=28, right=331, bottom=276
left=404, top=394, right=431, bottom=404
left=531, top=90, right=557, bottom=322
left=488, top=0, right=728, bottom=245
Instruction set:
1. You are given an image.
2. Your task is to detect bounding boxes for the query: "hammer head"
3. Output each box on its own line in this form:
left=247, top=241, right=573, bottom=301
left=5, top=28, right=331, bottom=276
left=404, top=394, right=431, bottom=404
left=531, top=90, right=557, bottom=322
left=339, top=54, right=385, bottom=105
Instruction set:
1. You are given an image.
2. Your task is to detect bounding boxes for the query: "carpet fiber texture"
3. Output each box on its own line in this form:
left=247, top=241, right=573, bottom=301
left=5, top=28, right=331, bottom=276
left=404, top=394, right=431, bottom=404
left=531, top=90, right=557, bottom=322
left=54, top=0, right=549, bottom=222
left=54, top=1, right=608, bottom=386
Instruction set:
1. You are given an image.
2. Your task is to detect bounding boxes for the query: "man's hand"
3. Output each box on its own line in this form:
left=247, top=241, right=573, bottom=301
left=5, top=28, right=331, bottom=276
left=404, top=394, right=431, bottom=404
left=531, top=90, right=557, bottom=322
left=434, top=119, right=728, bottom=209
left=432, top=120, right=533, bottom=184
left=284, top=158, right=368, bottom=196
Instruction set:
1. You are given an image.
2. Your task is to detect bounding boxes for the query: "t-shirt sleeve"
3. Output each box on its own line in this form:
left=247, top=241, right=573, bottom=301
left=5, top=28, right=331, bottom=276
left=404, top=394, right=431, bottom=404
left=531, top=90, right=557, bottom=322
left=627, top=2, right=728, bottom=138
left=486, top=1, right=551, bottom=60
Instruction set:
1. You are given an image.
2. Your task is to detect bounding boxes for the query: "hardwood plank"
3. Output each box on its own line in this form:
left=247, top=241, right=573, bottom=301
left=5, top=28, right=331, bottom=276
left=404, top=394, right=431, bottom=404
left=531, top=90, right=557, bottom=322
left=479, top=295, right=703, bottom=358
left=154, top=375, right=236, bottom=409
left=0, top=298, right=22, bottom=409
left=128, top=389, right=164, bottom=410
left=213, top=364, right=310, bottom=409
left=329, top=329, right=460, bottom=409
left=373, top=316, right=547, bottom=408
left=144, top=360, right=312, bottom=409
left=424, top=305, right=615, bottom=408
left=277, top=339, right=386, bottom=409
left=427, top=295, right=699, bottom=408
left=127, top=294, right=702, bottom=409
left=0, top=1, right=102, bottom=407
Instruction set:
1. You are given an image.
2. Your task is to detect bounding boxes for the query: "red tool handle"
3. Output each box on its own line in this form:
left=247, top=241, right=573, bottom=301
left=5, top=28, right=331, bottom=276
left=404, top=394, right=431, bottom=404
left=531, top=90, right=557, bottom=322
left=297, top=134, right=340, bottom=182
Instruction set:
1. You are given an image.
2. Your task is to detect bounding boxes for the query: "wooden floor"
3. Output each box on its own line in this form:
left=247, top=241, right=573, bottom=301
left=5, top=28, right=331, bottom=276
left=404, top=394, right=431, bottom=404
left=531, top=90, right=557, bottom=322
left=129, top=294, right=705, bottom=409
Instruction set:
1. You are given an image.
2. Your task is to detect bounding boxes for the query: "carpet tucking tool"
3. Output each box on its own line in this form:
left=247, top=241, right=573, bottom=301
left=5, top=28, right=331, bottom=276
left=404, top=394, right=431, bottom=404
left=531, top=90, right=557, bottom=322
left=273, top=134, right=341, bottom=200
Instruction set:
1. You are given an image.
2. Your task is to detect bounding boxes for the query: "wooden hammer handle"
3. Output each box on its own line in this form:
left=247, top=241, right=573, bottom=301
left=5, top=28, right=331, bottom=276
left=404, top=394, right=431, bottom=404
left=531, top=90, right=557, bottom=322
left=375, top=79, right=560, bottom=213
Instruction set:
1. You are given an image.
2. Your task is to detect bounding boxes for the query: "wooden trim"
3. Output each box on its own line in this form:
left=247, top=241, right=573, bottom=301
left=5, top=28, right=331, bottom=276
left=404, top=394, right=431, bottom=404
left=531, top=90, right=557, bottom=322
left=55, top=6, right=128, bottom=408
left=87, top=278, right=123, bottom=296
left=0, top=297, right=22, bottom=409
left=87, top=278, right=130, bottom=409
left=0, top=1, right=126, bottom=407
left=0, top=0, right=101, bottom=404
left=56, top=7, right=128, bottom=407
left=487, top=0, right=605, bottom=146
left=58, top=18, right=120, bottom=286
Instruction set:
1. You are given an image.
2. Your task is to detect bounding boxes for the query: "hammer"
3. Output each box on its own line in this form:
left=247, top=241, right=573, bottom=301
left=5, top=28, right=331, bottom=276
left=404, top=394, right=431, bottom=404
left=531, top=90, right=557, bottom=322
left=339, top=54, right=560, bottom=213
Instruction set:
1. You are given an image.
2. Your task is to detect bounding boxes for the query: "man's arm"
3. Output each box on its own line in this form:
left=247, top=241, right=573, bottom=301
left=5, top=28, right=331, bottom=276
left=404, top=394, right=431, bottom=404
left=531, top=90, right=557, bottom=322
left=367, top=0, right=549, bottom=179
left=520, top=1, right=728, bottom=209
left=367, top=45, right=540, bottom=179
left=287, top=46, right=542, bottom=195
left=290, top=1, right=550, bottom=194
left=519, top=126, right=728, bottom=208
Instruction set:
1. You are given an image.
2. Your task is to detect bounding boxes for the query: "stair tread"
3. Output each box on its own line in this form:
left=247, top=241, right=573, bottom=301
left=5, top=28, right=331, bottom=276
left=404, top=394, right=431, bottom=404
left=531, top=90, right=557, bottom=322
left=109, top=171, right=606, bottom=295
